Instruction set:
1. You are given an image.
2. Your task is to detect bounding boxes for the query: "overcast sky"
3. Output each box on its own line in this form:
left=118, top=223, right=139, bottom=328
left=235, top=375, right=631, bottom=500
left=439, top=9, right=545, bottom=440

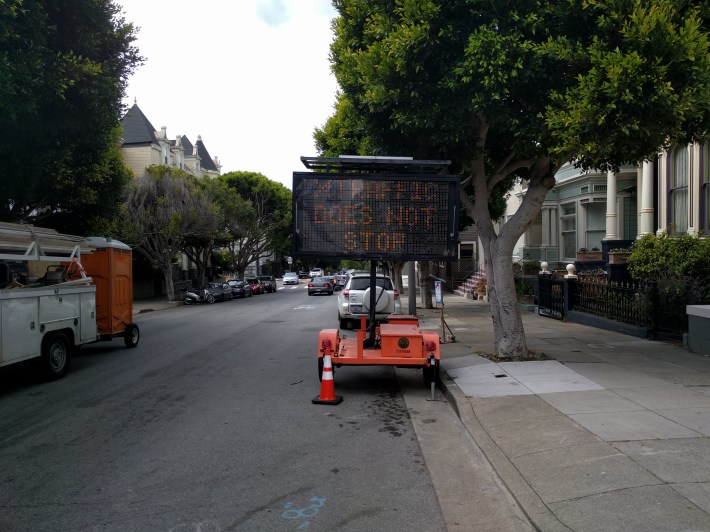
left=118, top=0, right=339, bottom=189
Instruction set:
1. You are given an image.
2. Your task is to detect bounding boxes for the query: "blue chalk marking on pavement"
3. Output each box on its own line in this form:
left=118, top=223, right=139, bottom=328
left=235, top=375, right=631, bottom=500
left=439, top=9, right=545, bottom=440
left=282, top=496, right=327, bottom=529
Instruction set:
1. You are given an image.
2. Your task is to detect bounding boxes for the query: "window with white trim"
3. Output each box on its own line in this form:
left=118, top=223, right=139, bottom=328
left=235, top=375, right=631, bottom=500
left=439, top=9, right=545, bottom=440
left=669, top=145, right=688, bottom=233
left=560, top=202, right=576, bottom=259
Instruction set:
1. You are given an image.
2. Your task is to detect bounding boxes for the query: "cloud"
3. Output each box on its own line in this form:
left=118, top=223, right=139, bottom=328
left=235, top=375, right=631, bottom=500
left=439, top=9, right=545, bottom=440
left=119, top=0, right=339, bottom=189
left=256, top=0, right=290, bottom=27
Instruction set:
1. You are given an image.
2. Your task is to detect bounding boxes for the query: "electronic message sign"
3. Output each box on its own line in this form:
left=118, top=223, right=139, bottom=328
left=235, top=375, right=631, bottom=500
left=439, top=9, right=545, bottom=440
left=292, top=173, right=459, bottom=261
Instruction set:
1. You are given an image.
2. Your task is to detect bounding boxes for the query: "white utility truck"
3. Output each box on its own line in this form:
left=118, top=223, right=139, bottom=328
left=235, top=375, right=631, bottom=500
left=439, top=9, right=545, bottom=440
left=0, top=222, right=139, bottom=379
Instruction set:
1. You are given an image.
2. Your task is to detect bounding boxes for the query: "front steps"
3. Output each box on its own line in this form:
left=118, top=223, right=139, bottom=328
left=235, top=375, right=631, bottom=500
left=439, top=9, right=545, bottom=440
left=454, top=272, right=486, bottom=299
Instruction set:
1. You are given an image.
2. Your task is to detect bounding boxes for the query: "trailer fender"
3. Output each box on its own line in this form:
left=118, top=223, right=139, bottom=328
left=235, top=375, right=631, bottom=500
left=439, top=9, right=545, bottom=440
left=316, top=329, right=340, bottom=382
left=421, top=331, right=441, bottom=361
left=317, top=329, right=340, bottom=359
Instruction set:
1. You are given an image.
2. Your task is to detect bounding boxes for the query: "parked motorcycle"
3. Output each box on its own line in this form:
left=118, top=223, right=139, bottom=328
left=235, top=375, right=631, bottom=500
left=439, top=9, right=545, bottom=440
left=182, top=287, right=213, bottom=304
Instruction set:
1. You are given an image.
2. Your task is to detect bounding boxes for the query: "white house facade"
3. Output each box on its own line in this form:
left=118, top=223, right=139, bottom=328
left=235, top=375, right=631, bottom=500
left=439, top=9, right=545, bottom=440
left=511, top=140, right=708, bottom=269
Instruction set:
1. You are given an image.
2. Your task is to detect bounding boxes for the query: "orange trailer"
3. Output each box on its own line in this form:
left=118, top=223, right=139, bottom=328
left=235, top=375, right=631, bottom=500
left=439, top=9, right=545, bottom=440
left=293, top=157, right=459, bottom=399
left=79, top=237, right=139, bottom=348
left=317, top=315, right=441, bottom=387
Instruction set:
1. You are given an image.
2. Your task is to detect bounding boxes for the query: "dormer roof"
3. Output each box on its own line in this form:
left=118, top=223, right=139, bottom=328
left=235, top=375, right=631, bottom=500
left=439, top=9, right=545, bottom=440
left=195, top=135, right=218, bottom=171
left=120, top=103, right=158, bottom=145
left=180, top=135, right=195, bottom=156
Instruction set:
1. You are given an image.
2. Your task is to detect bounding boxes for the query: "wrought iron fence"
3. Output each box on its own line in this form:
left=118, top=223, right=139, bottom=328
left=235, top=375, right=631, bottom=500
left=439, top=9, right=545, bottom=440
left=651, top=276, right=710, bottom=342
left=569, top=275, right=710, bottom=342
left=538, top=274, right=564, bottom=319
left=573, top=277, right=653, bottom=327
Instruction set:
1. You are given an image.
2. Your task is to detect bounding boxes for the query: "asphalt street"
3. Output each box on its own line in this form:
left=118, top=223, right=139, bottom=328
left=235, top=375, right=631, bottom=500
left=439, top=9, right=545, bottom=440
left=0, top=283, right=464, bottom=531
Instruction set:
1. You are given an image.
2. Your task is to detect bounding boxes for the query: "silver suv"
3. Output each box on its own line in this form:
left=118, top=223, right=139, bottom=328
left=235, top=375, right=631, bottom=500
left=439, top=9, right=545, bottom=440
left=337, top=273, right=401, bottom=329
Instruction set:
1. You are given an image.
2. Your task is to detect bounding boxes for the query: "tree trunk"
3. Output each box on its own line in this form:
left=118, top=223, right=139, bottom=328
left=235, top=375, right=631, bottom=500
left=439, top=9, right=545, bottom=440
left=483, top=237, right=528, bottom=358
left=463, top=150, right=558, bottom=359
left=419, top=261, right=433, bottom=309
left=162, top=261, right=176, bottom=301
left=388, top=261, right=404, bottom=293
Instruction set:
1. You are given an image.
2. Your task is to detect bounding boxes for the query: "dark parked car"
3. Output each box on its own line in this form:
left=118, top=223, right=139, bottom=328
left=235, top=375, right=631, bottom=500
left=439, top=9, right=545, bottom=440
left=308, top=276, right=334, bottom=296
left=257, top=275, right=277, bottom=293
left=228, top=279, right=252, bottom=298
left=326, top=274, right=339, bottom=290
left=205, top=282, right=233, bottom=302
left=247, top=277, right=264, bottom=295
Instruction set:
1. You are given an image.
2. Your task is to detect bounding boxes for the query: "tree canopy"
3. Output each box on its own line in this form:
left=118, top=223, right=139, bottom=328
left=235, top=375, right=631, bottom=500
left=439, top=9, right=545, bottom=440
left=321, top=0, right=710, bottom=357
left=0, top=0, right=142, bottom=234
left=119, top=166, right=219, bottom=301
left=217, top=171, right=292, bottom=277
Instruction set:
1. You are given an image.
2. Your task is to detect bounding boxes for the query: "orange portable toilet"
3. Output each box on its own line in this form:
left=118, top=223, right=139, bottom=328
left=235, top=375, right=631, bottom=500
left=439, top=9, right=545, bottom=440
left=80, top=237, right=140, bottom=348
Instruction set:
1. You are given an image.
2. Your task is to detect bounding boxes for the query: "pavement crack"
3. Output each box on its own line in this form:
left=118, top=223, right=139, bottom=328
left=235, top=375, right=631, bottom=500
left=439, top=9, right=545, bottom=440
left=548, top=482, right=665, bottom=505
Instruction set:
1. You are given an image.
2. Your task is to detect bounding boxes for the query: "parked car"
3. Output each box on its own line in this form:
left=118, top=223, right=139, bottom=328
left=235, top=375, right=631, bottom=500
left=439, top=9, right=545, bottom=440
left=326, top=274, right=339, bottom=290
left=335, top=274, right=349, bottom=290
left=309, top=268, right=324, bottom=278
left=337, top=273, right=400, bottom=329
left=283, top=272, right=300, bottom=285
left=308, top=276, right=334, bottom=296
left=247, top=277, right=264, bottom=295
left=258, top=275, right=277, bottom=293
left=182, top=286, right=210, bottom=304
left=228, top=279, right=252, bottom=298
left=205, top=281, right=233, bottom=302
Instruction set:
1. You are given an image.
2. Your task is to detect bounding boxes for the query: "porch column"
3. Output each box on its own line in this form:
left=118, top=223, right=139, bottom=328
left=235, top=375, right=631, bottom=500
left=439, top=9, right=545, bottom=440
left=604, top=171, right=618, bottom=240
left=639, top=160, right=655, bottom=236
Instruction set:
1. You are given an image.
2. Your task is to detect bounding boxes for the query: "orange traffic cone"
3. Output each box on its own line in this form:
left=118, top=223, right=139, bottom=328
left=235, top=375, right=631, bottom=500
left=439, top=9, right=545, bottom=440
left=312, top=353, right=343, bottom=405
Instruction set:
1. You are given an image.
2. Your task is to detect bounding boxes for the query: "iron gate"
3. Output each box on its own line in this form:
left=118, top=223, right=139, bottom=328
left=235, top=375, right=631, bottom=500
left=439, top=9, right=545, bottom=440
left=538, top=274, right=564, bottom=319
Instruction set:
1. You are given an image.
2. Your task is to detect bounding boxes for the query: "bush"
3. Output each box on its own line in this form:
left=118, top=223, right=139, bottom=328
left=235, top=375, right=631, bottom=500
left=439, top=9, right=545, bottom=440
left=522, top=260, right=541, bottom=274
left=515, top=277, right=535, bottom=296
left=628, top=233, right=710, bottom=282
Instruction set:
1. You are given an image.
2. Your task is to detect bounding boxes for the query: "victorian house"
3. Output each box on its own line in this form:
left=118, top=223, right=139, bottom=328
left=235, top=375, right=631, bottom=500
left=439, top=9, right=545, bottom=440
left=508, top=141, right=709, bottom=270
left=119, top=102, right=221, bottom=180
left=119, top=102, right=222, bottom=296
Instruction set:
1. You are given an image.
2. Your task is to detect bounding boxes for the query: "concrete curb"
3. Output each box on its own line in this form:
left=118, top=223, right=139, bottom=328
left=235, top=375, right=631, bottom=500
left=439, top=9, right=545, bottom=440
left=438, top=371, right=572, bottom=532
left=133, top=301, right=182, bottom=314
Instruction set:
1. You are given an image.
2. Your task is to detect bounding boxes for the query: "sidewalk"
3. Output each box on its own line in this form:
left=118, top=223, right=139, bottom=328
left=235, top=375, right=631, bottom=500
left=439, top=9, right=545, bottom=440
left=132, top=297, right=182, bottom=315
left=412, top=293, right=710, bottom=531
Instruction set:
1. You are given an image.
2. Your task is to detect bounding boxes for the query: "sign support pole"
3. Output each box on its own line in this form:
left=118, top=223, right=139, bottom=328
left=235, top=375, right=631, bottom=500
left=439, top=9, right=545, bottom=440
left=408, top=261, right=416, bottom=316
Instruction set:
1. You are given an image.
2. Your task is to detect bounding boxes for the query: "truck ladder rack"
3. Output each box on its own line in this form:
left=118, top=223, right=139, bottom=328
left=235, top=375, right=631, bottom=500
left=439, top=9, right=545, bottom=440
left=0, top=222, right=91, bottom=263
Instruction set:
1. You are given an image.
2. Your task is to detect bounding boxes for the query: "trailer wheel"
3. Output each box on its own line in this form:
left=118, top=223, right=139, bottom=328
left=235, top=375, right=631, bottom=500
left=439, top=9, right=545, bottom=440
left=123, top=323, right=140, bottom=348
left=41, top=332, right=70, bottom=379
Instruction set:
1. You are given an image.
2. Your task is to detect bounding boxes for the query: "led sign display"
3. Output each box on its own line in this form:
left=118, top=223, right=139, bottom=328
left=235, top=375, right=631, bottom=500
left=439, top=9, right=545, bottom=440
left=292, top=173, right=459, bottom=260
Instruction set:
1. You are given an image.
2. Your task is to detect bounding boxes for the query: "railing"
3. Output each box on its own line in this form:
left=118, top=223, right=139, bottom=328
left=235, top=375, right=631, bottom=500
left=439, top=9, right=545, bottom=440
left=539, top=272, right=710, bottom=343
left=651, top=277, right=709, bottom=342
left=538, top=274, right=564, bottom=319
left=521, top=246, right=559, bottom=262
left=573, top=277, right=653, bottom=327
